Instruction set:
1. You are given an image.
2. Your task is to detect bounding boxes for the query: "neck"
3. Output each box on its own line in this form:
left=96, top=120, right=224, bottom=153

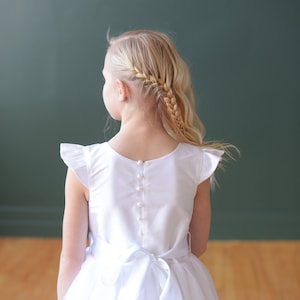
left=119, top=103, right=163, bottom=132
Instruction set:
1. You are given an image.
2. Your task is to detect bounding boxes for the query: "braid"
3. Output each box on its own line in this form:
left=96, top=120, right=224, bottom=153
left=161, top=83, right=185, bottom=133
left=131, top=66, right=186, bottom=136
left=132, top=66, right=160, bottom=87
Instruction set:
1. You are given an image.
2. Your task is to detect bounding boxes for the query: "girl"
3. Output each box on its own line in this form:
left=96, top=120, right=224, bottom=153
left=57, top=30, right=232, bottom=300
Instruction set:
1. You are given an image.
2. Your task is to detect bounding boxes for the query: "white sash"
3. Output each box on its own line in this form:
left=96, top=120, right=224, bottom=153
left=87, top=235, right=191, bottom=300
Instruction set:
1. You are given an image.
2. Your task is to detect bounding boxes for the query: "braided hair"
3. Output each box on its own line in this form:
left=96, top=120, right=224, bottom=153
left=107, top=30, right=206, bottom=146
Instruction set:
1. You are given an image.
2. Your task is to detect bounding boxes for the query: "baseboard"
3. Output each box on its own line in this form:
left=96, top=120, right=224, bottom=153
left=0, top=205, right=63, bottom=237
left=210, top=210, right=300, bottom=239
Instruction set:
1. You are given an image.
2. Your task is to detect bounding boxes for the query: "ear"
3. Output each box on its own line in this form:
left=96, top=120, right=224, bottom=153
left=116, top=80, right=129, bottom=101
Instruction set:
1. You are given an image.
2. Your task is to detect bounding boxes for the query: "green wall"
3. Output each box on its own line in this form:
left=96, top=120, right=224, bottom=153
left=0, top=0, right=299, bottom=239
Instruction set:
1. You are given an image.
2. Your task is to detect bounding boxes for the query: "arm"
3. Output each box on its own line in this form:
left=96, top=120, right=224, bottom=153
left=189, top=178, right=211, bottom=257
left=57, top=168, right=89, bottom=300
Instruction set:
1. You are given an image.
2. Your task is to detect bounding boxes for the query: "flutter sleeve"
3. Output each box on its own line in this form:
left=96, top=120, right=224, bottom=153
left=60, top=143, right=89, bottom=188
left=198, top=147, right=224, bottom=184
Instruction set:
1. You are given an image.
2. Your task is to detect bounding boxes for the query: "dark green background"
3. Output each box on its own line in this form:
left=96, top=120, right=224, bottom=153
left=1, top=0, right=299, bottom=239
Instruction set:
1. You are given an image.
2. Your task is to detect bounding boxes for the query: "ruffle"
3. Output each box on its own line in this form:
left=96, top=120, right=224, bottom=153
left=60, top=143, right=89, bottom=188
left=199, top=148, right=224, bottom=184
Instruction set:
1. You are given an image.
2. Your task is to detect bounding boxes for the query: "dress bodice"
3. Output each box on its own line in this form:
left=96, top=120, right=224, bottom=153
left=60, top=142, right=223, bottom=254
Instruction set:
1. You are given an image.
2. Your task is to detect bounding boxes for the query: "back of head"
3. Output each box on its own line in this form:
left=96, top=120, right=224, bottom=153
left=107, top=30, right=205, bottom=145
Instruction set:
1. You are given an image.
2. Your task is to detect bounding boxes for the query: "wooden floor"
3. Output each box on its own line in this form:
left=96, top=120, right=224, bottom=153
left=0, top=238, right=299, bottom=300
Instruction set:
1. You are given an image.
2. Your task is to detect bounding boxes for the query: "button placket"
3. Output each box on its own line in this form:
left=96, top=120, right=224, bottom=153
left=136, top=160, right=146, bottom=241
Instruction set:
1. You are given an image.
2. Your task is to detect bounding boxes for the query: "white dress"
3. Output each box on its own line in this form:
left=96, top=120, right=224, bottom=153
left=60, top=142, right=223, bottom=300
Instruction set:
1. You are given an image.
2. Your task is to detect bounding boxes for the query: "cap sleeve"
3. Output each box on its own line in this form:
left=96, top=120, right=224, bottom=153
left=199, top=148, right=224, bottom=184
left=60, top=143, right=89, bottom=188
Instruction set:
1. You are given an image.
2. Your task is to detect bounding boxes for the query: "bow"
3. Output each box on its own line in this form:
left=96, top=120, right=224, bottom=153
left=89, top=236, right=189, bottom=300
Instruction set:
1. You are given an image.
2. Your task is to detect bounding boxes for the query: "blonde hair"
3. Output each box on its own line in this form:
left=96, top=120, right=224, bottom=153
left=107, top=30, right=237, bottom=161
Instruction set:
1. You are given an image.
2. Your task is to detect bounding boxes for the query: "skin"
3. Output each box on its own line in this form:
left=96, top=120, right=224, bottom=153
left=57, top=50, right=212, bottom=299
left=57, top=169, right=89, bottom=300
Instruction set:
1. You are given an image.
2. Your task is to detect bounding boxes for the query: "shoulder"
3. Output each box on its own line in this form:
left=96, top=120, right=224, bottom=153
left=179, top=143, right=224, bottom=166
left=60, top=142, right=106, bottom=150
left=60, top=142, right=106, bottom=156
left=60, top=142, right=108, bottom=168
left=179, top=143, right=224, bottom=184
left=179, top=143, right=224, bottom=158
left=60, top=142, right=108, bottom=188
